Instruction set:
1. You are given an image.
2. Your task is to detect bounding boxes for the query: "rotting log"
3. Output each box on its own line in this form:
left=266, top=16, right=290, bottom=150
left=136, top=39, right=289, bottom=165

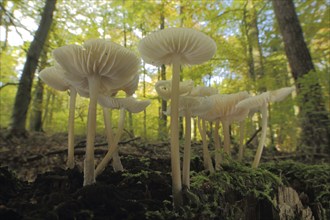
left=277, top=186, right=314, bottom=220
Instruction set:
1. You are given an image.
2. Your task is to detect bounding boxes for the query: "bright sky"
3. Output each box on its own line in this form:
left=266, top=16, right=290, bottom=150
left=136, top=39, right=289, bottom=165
left=0, top=10, right=37, bottom=46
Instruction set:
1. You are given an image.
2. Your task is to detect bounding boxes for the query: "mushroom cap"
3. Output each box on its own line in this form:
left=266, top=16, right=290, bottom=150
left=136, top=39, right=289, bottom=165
left=155, top=79, right=194, bottom=101
left=199, top=91, right=250, bottom=122
left=121, top=74, right=139, bottom=96
left=236, top=86, right=294, bottom=112
left=53, top=39, right=140, bottom=96
left=179, top=96, right=213, bottom=116
left=98, top=95, right=150, bottom=113
left=235, top=92, right=270, bottom=111
left=39, top=66, right=70, bottom=91
left=269, top=86, right=295, bottom=102
left=138, top=27, right=217, bottom=66
left=189, top=85, right=218, bottom=97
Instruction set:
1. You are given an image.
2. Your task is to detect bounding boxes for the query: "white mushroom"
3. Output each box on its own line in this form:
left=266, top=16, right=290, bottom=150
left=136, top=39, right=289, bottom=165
left=155, top=79, right=194, bottom=101
left=138, top=27, right=216, bottom=207
left=188, top=85, right=219, bottom=171
left=235, top=86, right=295, bottom=168
left=95, top=95, right=151, bottom=176
left=199, top=92, right=250, bottom=163
left=39, top=65, right=77, bottom=169
left=53, top=39, right=140, bottom=186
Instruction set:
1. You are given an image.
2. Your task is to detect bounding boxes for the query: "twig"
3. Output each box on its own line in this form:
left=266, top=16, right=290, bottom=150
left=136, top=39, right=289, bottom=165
left=22, top=137, right=141, bottom=163
left=0, top=82, right=20, bottom=90
left=245, top=127, right=262, bottom=146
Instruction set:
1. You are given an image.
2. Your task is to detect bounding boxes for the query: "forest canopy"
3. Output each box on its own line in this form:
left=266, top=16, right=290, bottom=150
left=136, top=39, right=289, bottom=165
left=0, top=0, right=329, bottom=155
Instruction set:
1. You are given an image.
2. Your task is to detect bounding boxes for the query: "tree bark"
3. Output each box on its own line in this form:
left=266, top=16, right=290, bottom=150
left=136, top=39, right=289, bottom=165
left=8, top=0, right=56, bottom=136
left=29, top=46, right=49, bottom=132
left=272, top=0, right=329, bottom=154
left=29, top=78, right=44, bottom=132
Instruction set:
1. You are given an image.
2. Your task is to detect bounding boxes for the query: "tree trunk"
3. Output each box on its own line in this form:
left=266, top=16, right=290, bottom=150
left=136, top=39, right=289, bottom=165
left=8, top=0, right=56, bottom=137
left=158, top=3, right=167, bottom=140
left=244, top=0, right=265, bottom=85
left=29, top=46, right=49, bottom=132
left=29, top=78, right=44, bottom=132
left=272, top=0, right=330, bottom=155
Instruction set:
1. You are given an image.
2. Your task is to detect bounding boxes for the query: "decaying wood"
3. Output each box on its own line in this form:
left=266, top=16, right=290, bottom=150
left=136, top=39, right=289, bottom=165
left=277, top=186, right=314, bottom=220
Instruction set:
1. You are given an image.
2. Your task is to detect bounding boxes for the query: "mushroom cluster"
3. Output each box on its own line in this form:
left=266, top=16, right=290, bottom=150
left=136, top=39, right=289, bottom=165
left=39, top=28, right=295, bottom=209
left=39, top=39, right=150, bottom=186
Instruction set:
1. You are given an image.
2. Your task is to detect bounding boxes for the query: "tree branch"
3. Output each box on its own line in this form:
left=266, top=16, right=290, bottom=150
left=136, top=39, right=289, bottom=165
left=0, top=82, right=20, bottom=90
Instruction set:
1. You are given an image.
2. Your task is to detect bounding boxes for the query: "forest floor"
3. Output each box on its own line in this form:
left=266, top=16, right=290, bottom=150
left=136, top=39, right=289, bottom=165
left=0, top=129, right=329, bottom=219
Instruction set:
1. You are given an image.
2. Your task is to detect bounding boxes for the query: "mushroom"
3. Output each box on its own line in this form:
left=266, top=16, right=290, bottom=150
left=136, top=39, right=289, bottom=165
left=38, top=65, right=77, bottom=169
left=53, top=39, right=140, bottom=186
left=178, top=95, right=213, bottom=188
left=199, top=92, right=250, bottom=166
left=101, top=74, right=140, bottom=172
left=189, top=86, right=220, bottom=173
left=155, top=79, right=194, bottom=101
left=235, top=86, right=295, bottom=168
left=138, top=27, right=216, bottom=207
left=95, top=95, right=151, bottom=176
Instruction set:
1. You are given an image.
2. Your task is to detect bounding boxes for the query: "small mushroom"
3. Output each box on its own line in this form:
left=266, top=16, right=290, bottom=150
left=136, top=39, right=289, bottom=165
left=95, top=95, right=151, bottom=176
left=53, top=39, right=140, bottom=186
left=39, top=65, right=77, bottom=169
left=155, top=79, right=194, bottom=101
left=199, top=91, right=250, bottom=164
left=188, top=85, right=218, bottom=172
left=139, top=27, right=216, bottom=207
left=235, top=86, right=295, bottom=168
left=178, top=95, right=213, bottom=188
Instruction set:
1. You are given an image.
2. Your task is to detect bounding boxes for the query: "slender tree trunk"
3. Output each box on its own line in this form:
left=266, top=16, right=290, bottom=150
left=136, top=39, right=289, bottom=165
left=29, top=46, right=49, bottom=132
left=272, top=0, right=330, bottom=154
left=158, top=3, right=167, bottom=140
left=8, top=0, right=56, bottom=137
left=29, top=78, right=44, bottom=132
left=244, top=0, right=265, bottom=86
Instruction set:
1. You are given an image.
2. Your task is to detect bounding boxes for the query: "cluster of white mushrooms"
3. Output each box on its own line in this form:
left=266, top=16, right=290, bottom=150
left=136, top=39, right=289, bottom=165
left=39, top=39, right=150, bottom=186
left=138, top=27, right=294, bottom=207
left=39, top=28, right=294, bottom=208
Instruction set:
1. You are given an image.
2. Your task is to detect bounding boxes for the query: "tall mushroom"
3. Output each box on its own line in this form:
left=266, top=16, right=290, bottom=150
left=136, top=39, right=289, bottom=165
left=235, top=86, right=295, bottom=168
left=39, top=65, right=78, bottom=169
left=139, top=28, right=216, bottom=207
left=189, top=85, right=218, bottom=171
left=178, top=95, right=213, bottom=188
left=53, top=39, right=140, bottom=186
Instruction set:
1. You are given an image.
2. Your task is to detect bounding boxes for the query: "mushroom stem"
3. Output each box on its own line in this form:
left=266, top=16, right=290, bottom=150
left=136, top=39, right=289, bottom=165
left=182, top=109, right=192, bottom=188
left=252, top=103, right=268, bottom=168
left=103, top=107, right=115, bottom=147
left=111, top=108, right=125, bottom=172
left=83, top=75, right=100, bottom=186
left=95, top=107, right=126, bottom=176
left=222, top=119, right=231, bottom=157
left=214, top=120, right=222, bottom=170
left=67, top=87, right=77, bottom=169
left=238, top=120, right=245, bottom=161
left=198, top=117, right=214, bottom=173
left=170, top=57, right=183, bottom=208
